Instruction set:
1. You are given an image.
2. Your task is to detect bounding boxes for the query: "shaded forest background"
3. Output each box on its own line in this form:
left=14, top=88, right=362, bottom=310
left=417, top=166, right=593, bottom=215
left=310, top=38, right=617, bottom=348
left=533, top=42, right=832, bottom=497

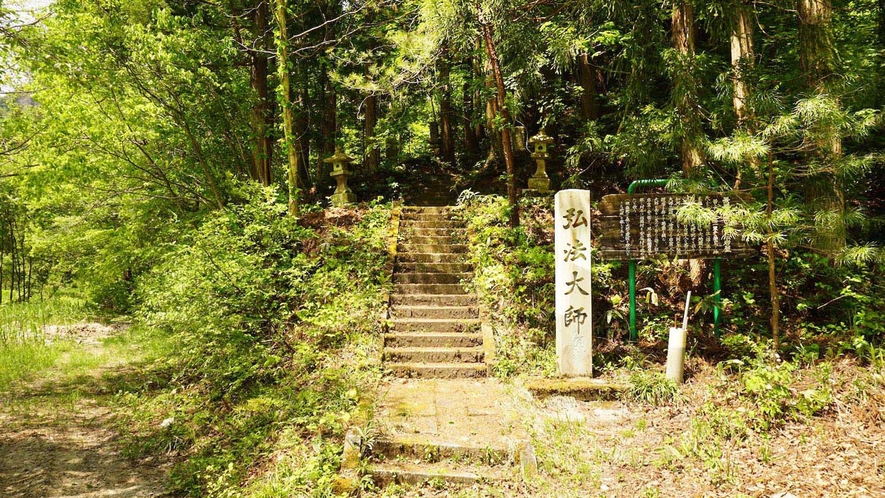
left=1, top=0, right=883, bottom=312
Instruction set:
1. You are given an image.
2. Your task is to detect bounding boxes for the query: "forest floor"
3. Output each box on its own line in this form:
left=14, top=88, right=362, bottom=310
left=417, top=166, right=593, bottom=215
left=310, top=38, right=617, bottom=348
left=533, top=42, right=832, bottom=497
left=516, top=361, right=885, bottom=497
left=0, top=323, right=172, bottom=497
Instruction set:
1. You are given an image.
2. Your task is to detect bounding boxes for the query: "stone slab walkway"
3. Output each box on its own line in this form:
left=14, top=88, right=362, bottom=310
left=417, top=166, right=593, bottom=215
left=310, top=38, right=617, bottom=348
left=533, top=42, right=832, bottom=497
left=376, top=378, right=525, bottom=452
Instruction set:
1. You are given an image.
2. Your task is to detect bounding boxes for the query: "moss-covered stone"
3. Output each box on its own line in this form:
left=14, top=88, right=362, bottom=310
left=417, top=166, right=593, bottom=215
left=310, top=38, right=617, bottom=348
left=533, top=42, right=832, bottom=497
left=524, top=377, right=627, bottom=401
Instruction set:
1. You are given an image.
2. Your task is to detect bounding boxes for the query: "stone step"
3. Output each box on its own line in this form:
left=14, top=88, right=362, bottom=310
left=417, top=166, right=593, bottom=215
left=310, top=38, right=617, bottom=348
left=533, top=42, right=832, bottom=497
left=391, top=318, right=480, bottom=333
left=399, top=220, right=463, bottom=229
left=383, top=347, right=484, bottom=363
left=393, top=272, right=471, bottom=285
left=402, top=206, right=453, bottom=214
left=399, top=227, right=464, bottom=237
left=400, top=235, right=463, bottom=245
left=390, top=294, right=478, bottom=307
left=400, top=212, right=454, bottom=221
left=394, top=283, right=470, bottom=295
left=395, top=253, right=468, bottom=264
left=372, top=438, right=508, bottom=465
left=399, top=243, right=468, bottom=254
left=386, top=362, right=487, bottom=379
left=390, top=305, right=479, bottom=320
left=368, top=462, right=505, bottom=488
left=395, top=262, right=473, bottom=273
left=383, top=333, right=483, bottom=348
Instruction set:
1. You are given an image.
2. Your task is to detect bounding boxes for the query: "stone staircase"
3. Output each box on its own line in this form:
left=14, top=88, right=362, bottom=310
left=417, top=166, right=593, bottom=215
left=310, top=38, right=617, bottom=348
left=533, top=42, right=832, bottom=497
left=384, top=206, right=486, bottom=379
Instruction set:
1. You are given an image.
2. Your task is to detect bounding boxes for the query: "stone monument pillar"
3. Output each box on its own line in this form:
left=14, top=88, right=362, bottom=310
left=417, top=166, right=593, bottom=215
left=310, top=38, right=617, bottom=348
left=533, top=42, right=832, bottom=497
left=555, top=189, right=593, bottom=376
left=325, top=147, right=357, bottom=207
left=527, top=129, right=553, bottom=194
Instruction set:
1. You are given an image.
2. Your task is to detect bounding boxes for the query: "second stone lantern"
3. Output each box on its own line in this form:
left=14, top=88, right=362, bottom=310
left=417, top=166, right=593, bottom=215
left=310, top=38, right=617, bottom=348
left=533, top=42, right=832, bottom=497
left=527, top=129, right=554, bottom=194
left=325, top=147, right=357, bottom=207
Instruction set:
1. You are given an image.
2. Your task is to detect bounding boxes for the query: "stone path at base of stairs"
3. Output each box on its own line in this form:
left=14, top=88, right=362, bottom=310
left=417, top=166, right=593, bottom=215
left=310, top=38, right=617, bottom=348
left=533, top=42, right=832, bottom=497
left=368, top=378, right=527, bottom=488
left=377, top=378, right=524, bottom=450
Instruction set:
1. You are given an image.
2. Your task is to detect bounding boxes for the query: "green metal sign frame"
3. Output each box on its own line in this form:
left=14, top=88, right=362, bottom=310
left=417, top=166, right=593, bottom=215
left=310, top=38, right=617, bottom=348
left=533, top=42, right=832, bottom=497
left=625, top=180, right=722, bottom=341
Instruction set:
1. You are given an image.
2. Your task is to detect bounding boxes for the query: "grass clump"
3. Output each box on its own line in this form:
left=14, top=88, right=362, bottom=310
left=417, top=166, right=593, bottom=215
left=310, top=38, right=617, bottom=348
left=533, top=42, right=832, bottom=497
left=624, top=370, right=682, bottom=405
left=0, top=293, right=90, bottom=390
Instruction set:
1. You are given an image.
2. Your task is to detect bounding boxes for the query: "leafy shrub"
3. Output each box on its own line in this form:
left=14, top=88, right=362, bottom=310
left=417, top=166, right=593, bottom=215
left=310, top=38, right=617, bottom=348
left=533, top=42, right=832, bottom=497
left=717, top=337, right=834, bottom=431
left=128, top=185, right=391, bottom=496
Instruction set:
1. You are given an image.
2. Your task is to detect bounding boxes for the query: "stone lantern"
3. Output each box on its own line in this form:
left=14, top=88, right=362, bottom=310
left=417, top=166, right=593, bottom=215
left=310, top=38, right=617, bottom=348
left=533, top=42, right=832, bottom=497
left=325, top=147, right=357, bottom=207
left=527, top=129, right=554, bottom=194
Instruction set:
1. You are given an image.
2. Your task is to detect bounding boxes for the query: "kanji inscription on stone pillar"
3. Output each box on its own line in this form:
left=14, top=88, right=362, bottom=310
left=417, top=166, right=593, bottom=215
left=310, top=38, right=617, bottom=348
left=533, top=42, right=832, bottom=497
left=555, top=189, right=593, bottom=376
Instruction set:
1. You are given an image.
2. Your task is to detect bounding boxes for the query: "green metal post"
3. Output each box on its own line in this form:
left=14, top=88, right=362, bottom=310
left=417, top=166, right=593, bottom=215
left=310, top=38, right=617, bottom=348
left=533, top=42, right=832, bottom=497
left=629, top=260, right=637, bottom=341
left=713, top=258, right=722, bottom=336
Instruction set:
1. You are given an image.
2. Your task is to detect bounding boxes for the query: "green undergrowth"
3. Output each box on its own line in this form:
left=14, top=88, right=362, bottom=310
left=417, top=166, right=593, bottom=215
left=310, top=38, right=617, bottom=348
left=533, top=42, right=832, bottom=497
left=118, top=186, right=391, bottom=497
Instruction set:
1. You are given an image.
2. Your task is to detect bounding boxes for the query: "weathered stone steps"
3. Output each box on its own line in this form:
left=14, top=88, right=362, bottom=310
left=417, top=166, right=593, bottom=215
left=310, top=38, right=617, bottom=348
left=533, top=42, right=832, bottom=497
left=372, top=439, right=509, bottom=464
left=386, top=205, right=483, bottom=379
left=395, top=262, right=473, bottom=273
left=368, top=463, right=490, bottom=487
left=400, top=228, right=461, bottom=237
left=390, top=293, right=477, bottom=307
left=383, top=347, right=485, bottom=363
left=399, top=243, right=468, bottom=253
left=391, top=318, right=480, bottom=333
left=383, top=332, right=483, bottom=348
left=404, top=235, right=463, bottom=245
left=400, top=220, right=462, bottom=229
left=386, top=362, right=487, bottom=379
left=395, top=253, right=466, bottom=264
left=393, top=272, right=471, bottom=285
left=391, top=305, right=479, bottom=319
left=394, top=283, right=470, bottom=295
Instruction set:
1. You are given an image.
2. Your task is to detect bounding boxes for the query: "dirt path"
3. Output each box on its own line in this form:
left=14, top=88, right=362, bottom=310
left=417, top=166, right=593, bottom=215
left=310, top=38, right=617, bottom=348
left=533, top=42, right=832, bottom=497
left=0, top=324, right=170, bottom=497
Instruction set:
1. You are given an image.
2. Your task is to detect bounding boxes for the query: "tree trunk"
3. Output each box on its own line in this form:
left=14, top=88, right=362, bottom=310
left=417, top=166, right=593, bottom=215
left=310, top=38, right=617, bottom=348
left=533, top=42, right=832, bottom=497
left=730, top=5, right=754, bottom=126
left=578, top=52, right=599, bottom=121
left=478, top=4, right=518, bottom=227
left=317, top=63, right=336, bottom=194
left=672, top=1, right=705, bottom=176
left=182, top=119, right=225, bottom=210
left=463, top=76, right=479, bottom=156
left=295, top=76, right=312, bottom=190
left=274, top=0, right=299, bottom=217
left=731, top=3, right=756, bottom=189
left=438, top=43, right=456, bottom=164
left=473, top=39, right=487, bottom=144
left=250, top=0, right=273, bottom=186
left=798, top=0, right=836, bottom=87
left=766, top=150, right=781, bottom=349
left=364, top=94, right=379, bottom=173
left=798, top=0, right=844, bottom=252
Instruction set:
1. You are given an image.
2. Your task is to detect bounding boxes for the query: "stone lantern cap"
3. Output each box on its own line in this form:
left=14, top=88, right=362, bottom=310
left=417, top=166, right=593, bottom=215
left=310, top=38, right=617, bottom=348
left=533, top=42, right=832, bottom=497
left=324, top=147, right=354, bottom=174
left=529, top=129, right=553, bottom=148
